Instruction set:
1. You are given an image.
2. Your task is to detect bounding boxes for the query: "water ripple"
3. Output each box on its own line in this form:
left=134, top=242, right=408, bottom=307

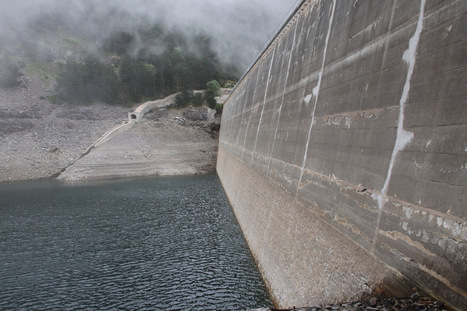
left=0, top=175, right=271, bottom=310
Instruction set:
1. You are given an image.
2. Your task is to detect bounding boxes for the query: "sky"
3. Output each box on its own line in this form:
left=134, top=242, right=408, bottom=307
left=0, top=0, right=300, bottom=71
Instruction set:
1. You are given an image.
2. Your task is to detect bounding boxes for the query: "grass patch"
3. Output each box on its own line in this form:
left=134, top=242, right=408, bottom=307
left=25, top=61, right=61, bottom=85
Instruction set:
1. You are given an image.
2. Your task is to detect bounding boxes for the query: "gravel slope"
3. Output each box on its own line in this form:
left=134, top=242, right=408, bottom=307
left=0, top=74, right=218, bottom=182
left=57, top=109, right=219, bottom=181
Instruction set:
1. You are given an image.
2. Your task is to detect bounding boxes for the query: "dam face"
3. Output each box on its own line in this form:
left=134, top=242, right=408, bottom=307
left=217, top=0, right=467, bottom=309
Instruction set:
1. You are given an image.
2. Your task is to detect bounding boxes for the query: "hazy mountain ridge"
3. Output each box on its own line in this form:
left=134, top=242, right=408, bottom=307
left=0, top=0, right=298, bottom=182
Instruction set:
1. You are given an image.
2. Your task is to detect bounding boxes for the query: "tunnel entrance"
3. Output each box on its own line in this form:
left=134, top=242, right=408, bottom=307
left=130, top=114, right=137, bottom=120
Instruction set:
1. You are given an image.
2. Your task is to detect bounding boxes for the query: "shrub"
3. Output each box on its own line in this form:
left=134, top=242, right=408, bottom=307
left=192, top=93, right=204, bottom=107
left=174, top=89, right=194, bottom=108
left=206, top=79, right=221, bottom=97
left=215, top=103, right=223, bottom=115
left=205, top=95, right=217, bottom=109
left=205, top=80, right=220, bottom=109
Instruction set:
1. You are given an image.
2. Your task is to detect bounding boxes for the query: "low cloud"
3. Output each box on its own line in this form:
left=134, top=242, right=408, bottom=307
left=0, top=0, right=299, bottom=70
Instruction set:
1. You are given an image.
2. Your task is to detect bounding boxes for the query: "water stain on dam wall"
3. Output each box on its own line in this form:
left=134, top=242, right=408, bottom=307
left=217, top=0, right=467, bottom=309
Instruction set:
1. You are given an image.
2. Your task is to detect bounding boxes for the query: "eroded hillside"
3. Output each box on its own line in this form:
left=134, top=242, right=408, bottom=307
left=0, top=73, right=220, bottom=182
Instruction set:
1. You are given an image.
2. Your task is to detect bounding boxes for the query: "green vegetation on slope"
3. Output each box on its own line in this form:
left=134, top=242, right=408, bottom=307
left=3, top=15, right=237, bottom=107
left=173, top=79, right=220, bottom=110
left=56, top=56, right=121, bottom=105
left=51, top=23, right=236, bottom=106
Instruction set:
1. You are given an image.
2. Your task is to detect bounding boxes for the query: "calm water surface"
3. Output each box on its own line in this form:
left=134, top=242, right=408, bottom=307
left=0, top=174, right=271, bottom=310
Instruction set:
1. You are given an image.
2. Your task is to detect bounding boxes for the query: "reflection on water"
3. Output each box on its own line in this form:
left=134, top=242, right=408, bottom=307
left=0, top=174, right=271, bottom=310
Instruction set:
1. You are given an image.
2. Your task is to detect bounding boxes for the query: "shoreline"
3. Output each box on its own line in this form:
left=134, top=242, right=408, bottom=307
left=56, top=111, right=219, bottom=182
left=0, top=171, right=219, bottom=188
left=0, top=73, right=219, bottom=183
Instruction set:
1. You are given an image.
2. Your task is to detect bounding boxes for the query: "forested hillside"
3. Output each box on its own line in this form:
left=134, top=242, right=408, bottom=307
left=55, top=25, right=236, bottom=106
left=1, top=0, right=299, bottom=107
left=2, top=17, right=236, bottom=107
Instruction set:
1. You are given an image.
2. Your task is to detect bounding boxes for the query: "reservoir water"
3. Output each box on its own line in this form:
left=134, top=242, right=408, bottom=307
left=0, top=174, right=271, bottom=310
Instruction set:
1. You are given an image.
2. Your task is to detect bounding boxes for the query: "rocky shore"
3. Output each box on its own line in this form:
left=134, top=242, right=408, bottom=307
left=0, top=74, right=219, bottom=183
left=252, top=294, right=446, bottom=311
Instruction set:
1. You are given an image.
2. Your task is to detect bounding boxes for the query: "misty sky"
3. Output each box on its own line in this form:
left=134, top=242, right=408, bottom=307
left=0, top=0, right=300, bottom=70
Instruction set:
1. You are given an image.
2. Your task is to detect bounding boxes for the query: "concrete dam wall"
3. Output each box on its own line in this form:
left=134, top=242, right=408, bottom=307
left=217, top=0, right=467, bottom=309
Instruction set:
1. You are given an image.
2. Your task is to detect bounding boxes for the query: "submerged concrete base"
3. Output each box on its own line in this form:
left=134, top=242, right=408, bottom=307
left=217, top=147, right=414, bottom=308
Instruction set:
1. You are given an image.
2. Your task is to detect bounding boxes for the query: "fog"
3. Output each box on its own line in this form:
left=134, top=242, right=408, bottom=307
left=0, top=0, right=300, bottom=71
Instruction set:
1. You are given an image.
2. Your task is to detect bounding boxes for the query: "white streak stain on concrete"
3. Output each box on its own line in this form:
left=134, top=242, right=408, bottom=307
left=241, top=64, right=263, bottom=160
left=297, top=0, right=336, bottom=194
left=373, top=0, right=426, bottom=250
left=267, top=20, right=299, bottom=176
left=251, top=54, right=276, bottom=163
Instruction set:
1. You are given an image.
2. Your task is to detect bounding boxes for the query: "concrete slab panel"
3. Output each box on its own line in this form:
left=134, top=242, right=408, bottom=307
left=218, top=1, right=467, bottom=309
